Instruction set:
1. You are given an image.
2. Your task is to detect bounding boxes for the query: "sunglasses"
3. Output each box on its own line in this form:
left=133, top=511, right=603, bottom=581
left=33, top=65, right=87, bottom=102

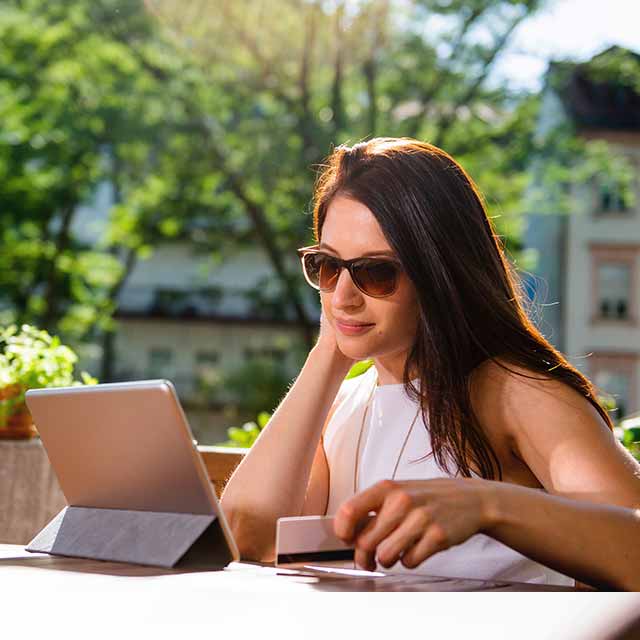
left=297, top=245, right=402, bottom=298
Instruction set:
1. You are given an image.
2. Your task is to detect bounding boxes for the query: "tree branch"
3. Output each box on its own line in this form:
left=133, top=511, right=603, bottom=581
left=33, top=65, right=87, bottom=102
left=362, top=1, right=389, bottom=137
left=104, top=36, right=315, bottom=344
left=41, top=199, right=77, bottom=332
left=433, top=9, right=528, bottom=148
left=331, top=1, right=346, bottom=135
left=299, top=1, right=318, bottom=153
left=406, top=2, right=490, bottom=139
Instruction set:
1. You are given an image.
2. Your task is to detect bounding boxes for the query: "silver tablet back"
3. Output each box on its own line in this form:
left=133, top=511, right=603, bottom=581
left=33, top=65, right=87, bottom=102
left=26, top=380, right=219, bottom=516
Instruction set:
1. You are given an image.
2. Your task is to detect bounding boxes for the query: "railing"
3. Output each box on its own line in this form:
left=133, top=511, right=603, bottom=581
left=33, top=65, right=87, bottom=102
left=198, top=446, right=246, bottom=497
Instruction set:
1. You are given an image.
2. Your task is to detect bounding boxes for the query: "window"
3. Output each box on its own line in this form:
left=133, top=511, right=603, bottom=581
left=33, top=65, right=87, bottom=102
left=597, top=262, right=631, bottom=320
left=244, top=347, right=285, bottom=361
left=195, top=351, right=219, bottom=366
left=592, top=368, right=632, bottom=419
left=148, top=347, right=174, bottom=371
left=593, top=157, right=637, bottom=216
left=590, top=245, right=637, bottom=323
left=599, top=182, right=632, bottom=214
left=590, top=354, right=638, bottom=421
left=194, top=350, right=220, bottom=390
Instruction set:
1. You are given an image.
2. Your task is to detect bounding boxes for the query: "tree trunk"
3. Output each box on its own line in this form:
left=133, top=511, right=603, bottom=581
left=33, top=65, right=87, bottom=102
left=331, top=2, right=346, bottom=136
left=41, top=201, right=76, bottom=333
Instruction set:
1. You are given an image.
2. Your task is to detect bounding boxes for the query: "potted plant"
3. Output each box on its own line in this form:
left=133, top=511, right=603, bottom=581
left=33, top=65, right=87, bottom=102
left=0, top=324, right=96, bottom=439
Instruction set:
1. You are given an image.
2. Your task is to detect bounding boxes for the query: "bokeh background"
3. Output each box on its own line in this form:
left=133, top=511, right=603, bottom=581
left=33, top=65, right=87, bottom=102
left=1, top=0, right=639, bottom=445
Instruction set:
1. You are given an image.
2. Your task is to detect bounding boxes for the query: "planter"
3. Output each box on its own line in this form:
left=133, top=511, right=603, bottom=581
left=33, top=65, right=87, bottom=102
left=0, top=384, right=38, bottom=440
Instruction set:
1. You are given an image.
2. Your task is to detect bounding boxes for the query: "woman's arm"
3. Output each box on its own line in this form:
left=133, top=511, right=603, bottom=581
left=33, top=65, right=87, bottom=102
left=333, top=361, right=640, bottom=589
left=333, top=477, right=640, bottom=590
left=482, top=480, right=640, bottom=590
left=220, top=316, right=352, bottom=562
left=477, top=362, right=640, bottom=589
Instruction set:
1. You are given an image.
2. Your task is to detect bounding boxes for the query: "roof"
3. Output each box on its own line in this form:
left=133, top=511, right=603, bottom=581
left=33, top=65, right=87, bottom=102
left=549, top=46, right=640, bottom=131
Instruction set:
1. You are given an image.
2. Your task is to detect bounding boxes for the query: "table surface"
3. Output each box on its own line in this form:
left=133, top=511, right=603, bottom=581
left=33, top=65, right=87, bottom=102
left=0, top=543, right=578, bottom=592
left=3, top=544, right=640, bottom=640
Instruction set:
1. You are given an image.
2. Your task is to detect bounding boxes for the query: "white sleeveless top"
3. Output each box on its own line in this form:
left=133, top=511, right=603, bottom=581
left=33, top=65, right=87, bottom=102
left=323, top=365, right=574, bottom=586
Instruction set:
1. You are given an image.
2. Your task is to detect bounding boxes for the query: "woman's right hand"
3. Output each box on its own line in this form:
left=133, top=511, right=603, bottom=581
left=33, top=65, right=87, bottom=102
left=314, top=310, right=356, bottom=371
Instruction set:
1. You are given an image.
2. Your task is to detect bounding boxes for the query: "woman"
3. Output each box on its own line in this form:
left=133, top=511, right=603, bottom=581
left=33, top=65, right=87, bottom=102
left=221, top=138, right=640, bottom=589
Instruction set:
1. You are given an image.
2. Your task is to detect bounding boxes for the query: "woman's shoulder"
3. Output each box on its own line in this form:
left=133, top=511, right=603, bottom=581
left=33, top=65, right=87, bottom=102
left=470, top=358, right=593, bottom=412
left=469, top=357, right=608, bottom=444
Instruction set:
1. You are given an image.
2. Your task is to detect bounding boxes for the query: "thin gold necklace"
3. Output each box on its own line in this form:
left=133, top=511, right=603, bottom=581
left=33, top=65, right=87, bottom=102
left=353, top=378, right=421, bottom=495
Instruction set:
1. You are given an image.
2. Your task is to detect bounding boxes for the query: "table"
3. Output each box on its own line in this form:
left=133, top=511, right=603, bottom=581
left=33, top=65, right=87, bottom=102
left=2, top=544, right=640, bottom=640
left=0, top=543, right=578, bottom=592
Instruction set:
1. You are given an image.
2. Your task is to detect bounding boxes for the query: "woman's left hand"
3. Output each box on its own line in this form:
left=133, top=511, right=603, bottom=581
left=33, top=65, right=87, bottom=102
left=333, top=478, right=495, bottom=571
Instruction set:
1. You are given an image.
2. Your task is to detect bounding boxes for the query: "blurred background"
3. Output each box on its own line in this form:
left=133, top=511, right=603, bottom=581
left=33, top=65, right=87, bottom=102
left=1, top=0, right=639, bottom=446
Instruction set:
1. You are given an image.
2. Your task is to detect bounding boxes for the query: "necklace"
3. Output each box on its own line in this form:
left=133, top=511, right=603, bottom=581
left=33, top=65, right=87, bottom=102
left=352, top=377, right=422, bottom=495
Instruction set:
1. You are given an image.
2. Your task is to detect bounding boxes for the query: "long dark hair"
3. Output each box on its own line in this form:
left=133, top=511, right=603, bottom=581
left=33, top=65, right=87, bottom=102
left=312, top=137, right=613, bottom=480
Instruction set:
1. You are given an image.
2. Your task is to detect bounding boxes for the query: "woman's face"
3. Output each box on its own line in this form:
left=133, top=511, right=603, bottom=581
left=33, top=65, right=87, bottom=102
left=319, top=195, right=420, bottom=372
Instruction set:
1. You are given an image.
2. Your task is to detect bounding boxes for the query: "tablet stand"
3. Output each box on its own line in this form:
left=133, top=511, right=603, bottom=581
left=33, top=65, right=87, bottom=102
left=26, top=506, right=234, bottom=569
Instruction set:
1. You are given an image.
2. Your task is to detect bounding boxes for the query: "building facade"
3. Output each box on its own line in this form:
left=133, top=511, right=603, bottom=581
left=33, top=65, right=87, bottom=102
left=526, top=48, right=640, bottom=420
left=72, top=183, right=319, bottom=445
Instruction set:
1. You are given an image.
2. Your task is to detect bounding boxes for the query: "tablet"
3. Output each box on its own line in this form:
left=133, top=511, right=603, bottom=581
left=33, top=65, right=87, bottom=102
left=25, top=379, right=239, bottom=564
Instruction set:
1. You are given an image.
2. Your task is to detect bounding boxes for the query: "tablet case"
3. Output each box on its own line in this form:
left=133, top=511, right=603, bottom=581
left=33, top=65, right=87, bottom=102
left=27, top=506, right=234, bottom=569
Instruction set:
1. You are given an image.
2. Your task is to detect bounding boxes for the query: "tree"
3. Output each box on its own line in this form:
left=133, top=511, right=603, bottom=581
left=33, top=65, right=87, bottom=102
left=0, top=0, right=243, bottom=357
left=2, top=0, right=565, bottom=364
left=144, top=0, right=547, bottom=265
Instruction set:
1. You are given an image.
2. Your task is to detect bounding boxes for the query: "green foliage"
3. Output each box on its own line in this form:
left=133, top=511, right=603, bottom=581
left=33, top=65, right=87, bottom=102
left=346, top=359, right=375, bottom=379
left=622, top=427, right=640, bottom=446
left=221, top=356, right=293, bottom=419
left=619, top=417, right=640, bottom=462
left=219, top=411, right=271, bottom=448
left=0, top=0, right=552, bottom=352
left=218, top=361, right=374, bottom=448
left=3, top=0, right=633, bottom=377
left=0, top=0, right=238, bottom=347
left=584, top=47, right=640, bottom=94
left=0, top=324, right=97, bottom=424
left=526, top=50, right=638, bottom=223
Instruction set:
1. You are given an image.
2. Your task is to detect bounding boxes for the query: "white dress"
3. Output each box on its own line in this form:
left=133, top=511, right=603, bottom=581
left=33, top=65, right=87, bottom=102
left=322, top=365, right=575, bottom=586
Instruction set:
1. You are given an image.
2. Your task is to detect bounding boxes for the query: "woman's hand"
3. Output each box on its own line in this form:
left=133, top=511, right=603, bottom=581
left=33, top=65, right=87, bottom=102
left=333, top=478, right=495, bottom=571
left=313, top=310, right=356, bottom=369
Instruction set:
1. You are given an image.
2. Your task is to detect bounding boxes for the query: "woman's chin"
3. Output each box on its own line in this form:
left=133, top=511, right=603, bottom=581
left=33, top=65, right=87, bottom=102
left=336, top=339, right=372, bottom=361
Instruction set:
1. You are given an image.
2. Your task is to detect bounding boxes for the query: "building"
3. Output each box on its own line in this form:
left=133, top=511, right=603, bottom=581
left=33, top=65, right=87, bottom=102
left=72, top=182, right=319, bottom=445
left=526, top=47, right=640, bottom=420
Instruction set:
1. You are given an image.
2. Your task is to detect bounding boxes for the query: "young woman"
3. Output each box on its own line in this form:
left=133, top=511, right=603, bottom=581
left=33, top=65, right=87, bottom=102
left=220, top=138, right=640, bottom=589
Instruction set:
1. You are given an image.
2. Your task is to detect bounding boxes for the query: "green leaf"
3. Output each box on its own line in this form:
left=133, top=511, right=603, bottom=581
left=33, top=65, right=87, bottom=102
left=257, top=411, right=271, bottom=429
left=345, top=360, right=374, bottom=380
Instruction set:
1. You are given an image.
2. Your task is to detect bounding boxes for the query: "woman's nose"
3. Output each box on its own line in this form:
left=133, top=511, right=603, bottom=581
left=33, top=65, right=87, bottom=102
left=331, top=267, right=364, bottom=309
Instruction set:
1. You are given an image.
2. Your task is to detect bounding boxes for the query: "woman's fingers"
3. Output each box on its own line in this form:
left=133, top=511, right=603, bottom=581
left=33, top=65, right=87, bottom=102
left=355, top=489, right=413, bottom=552
left=375, top=508, right=430, bottom=568
left=354, top=546, right=377, bottom=572
left=335, top=480, right=400, bottom=542
left=400, top=522, right=450, bottom=569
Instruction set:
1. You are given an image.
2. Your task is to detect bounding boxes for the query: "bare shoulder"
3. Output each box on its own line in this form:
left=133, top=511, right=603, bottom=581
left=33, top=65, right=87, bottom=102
left=469, top=358, right=603, bottom=430
left=470, top=358, right=640, bottom=505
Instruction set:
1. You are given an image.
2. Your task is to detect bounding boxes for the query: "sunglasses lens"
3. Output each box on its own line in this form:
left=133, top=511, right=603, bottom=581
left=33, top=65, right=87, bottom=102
left=353, top=260, right=398, bottom=297
left=301, top=252, right=399, bottom=297
left=303, top=253, right=340, bottom=291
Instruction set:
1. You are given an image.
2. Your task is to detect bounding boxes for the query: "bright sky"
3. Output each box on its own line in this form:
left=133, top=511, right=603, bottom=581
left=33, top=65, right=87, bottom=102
left=492, top=0, right=640, bottom=91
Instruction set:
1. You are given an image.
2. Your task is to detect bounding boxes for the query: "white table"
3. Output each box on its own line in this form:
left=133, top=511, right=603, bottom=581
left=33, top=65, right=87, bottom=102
left=1, top=544, right=639, bottom=640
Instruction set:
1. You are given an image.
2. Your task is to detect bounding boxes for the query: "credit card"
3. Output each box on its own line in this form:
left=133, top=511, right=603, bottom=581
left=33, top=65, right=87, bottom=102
left=275, top=514, right=374, bottom=566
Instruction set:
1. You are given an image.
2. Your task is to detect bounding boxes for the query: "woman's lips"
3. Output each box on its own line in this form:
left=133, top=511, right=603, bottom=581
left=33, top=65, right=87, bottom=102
left=335, top=320, right=375, bottom=336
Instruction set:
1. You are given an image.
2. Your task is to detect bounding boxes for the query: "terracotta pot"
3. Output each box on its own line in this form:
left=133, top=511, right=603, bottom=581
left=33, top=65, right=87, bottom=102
left=0, top=384, right=38, bottom=439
